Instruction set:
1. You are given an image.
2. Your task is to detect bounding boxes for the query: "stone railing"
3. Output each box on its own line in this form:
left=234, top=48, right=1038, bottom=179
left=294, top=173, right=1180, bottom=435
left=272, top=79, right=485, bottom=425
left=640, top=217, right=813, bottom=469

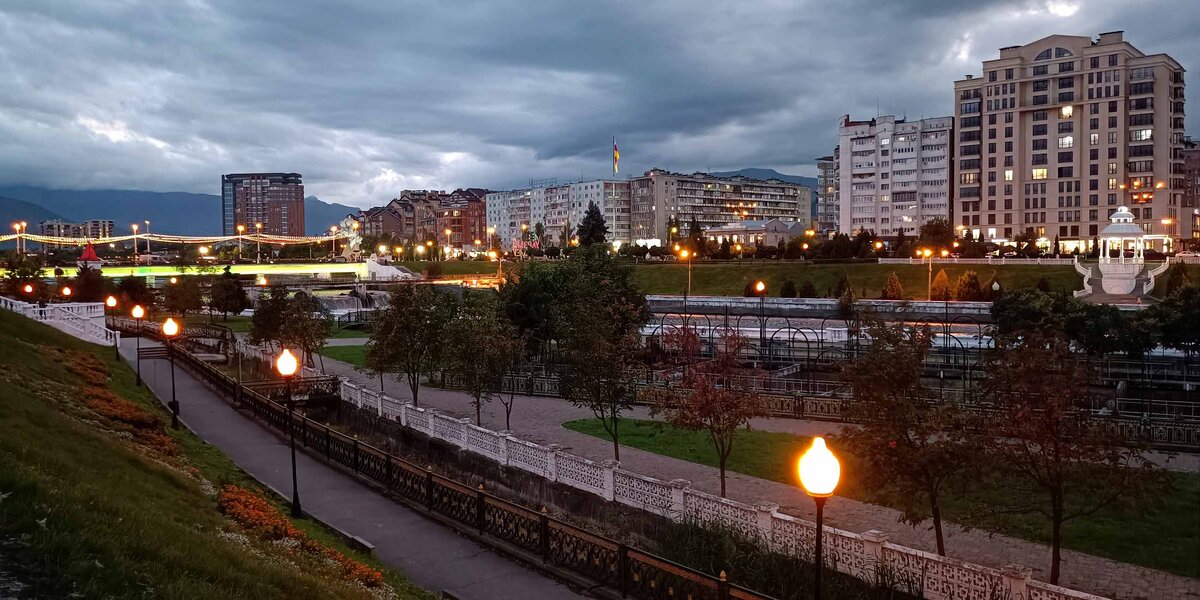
left=0, top=298, right=118, bottom=346
left=878, top=257, right=1079, bottom=266
left=1143, top=261, right=1171, bottom=296
left=337, top=378, right=1110, bottom=600
left=1073, top=261, right=1093, bottom=298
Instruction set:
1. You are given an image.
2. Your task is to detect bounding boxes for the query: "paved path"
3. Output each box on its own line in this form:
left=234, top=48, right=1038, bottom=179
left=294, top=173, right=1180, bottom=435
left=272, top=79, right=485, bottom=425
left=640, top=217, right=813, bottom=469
left=321, top=356, right=1200, bottom=600
left=121, top=338, right=583, bottom=600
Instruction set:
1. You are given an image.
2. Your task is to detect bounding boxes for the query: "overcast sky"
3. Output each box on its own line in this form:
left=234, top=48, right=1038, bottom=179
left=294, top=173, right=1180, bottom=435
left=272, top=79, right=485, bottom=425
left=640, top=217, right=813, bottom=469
left=0, top=0, right=1195, bottom=207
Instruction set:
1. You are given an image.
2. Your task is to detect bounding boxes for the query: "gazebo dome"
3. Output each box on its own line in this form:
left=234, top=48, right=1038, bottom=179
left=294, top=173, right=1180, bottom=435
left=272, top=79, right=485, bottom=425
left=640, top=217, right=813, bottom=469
left=1099, top=206, right=1145, bottom=238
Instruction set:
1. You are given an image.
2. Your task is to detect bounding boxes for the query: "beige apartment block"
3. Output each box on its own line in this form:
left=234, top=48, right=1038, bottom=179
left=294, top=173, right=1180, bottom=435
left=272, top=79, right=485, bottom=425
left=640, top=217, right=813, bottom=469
left=953, top=31, right=1186, bottom=251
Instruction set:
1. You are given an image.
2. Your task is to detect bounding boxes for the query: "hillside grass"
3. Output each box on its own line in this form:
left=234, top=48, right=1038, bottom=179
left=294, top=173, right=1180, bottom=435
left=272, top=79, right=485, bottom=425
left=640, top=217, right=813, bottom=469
left=0, top=309, right=432, bottom=599
left=563, top=417, right=1199, bottom=578
left=320, top=344, right=368, bottom=366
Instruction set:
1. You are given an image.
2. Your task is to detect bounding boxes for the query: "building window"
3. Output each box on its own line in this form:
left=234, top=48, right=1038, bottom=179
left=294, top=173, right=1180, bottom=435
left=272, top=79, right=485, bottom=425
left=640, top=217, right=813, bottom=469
left=1107, top=178, right=1118, bottom=190
left=1033, top=169, right=1049, bottom=180
left=1058, top=136, right=1074, bottom=149
left=1130, top=129, right=1153, bottom=142
left=1033, top=124, right=1048, bottom=136
left=1004, top=169, right=1014, bottom=181
left=1033, top=64, right=1048, bottom=76
left=1058, top=121, right=1073, bottom=133
left=1033, top=80, right=1049, bottom=92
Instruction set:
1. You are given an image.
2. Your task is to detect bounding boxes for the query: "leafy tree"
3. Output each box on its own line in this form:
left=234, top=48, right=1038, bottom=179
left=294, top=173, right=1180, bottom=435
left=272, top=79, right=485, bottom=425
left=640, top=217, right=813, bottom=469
left=72, top=265, right=108, bottom=302
left=249, top=286, right=290, bottom=351
left=979, top=332, right=1164, bottom=583
left=918, top=217, right=954, bottom=249
left=650, top=329, right=766, bottom=497
left=880, top=272, right=904, bottom=300
left=115, top=275, right=155, bottom=311
left=445, top=293, right=524, bottom=425
left=1035, top=276, right=1052, bottom=293
left=1144, top=287, right=1200, bottom=359
left=364, top=284, right=458, bottom=406
left=556, top=246, right=649, bottom=460
left=797, top=280, right=818, bottom=298
left=4, top=255, right=44, bottom=297
left=841, top=321, right=974, bottom=555
left=163, top=276, right=203, bottom=318
left=209, top=266, right=249, bottom=320
left=779, top=279, right=797, bottom=298
left=575, top=201, right=609, bottom=247
left=1161, top=263, right=1192, bottom=294
left=279, top=294, right=333, bottom=371
left=832, top=272, right=853, bottom=298
left=498, top=260, right=565, bottom=358
left=533, top=222, right=546, bottom=247
left=952, top=271, right=985, bottom=301
left=929, top=269, right=951, bottom=301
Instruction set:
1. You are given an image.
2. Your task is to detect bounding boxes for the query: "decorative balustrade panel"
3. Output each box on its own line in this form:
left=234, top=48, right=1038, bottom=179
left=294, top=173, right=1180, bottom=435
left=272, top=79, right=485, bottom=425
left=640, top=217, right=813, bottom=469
left=358, top=445, right=389, bottom=482
left=380, top=396, right=404, bottom=421
left=881, top=544, right=1003, bottom=600
left=483, top=498, right=543, bottom=554
left=464, top=425, right=504, bottom=462
left=505, top=438, right=550, bottom=477
left=404, top=405, right=432, bottom=435
left=328, top=434, right=357, bottom=467
left=555, top=453, right=606, bottom=495
left=682, top=490, right=761, bottom=542
left=625, top=549, right=720, bottom=600
left=547, top=522, right=620, bottom=588
left=430, top=477, right=477, bottom=524
left=612, top=470, right=674, bottom=514
left=430, top=414, right=465, bottom=445
left=1029, top=582, right=1110, bottom=600
left=389, top=459, right=427, bottom=502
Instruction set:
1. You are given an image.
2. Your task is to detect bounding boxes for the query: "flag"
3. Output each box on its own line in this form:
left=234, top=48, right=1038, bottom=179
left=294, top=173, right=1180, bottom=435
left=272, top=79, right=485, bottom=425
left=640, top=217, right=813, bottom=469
left=612, top=138, right=620, bottom=174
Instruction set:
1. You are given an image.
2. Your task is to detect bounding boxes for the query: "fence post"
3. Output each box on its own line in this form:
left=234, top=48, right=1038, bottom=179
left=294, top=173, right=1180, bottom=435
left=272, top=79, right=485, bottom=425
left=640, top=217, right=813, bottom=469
left=476, top=484, right=486, bottom=533
left=539, top=507, right=550, bottom=563
left=496, top=431, right=510, bottom=465
left=753, top=502, right=778, bottom=549
left=669, top=479, right=690, bottom=521
left=324, top=425, right=332, bottom=458
left=861, top=530, right=887, bottom=580
left=353, top=438, right=360, bottom=473
left=399, top=402, right=409, bottom=427
left=600, top=460, right=619, bottom=501
left=618, top=544, right=629, bottom=597
left=718, top=570, right=729, bottom=600
left=546, top=444, right=562, bottom=481
left=1001, top=564, right=1031, bottom=600
left=425, top=466, right=435, bottom=510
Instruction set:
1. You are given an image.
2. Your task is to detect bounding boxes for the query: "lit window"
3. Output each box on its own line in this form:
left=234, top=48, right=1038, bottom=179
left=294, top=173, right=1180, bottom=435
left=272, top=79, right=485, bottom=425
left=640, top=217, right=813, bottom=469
left=1032, top=169, right=1048, bottom=180
left=1089, top=133, right=1099, bottom=146
left=1130, top=129, right=1153, bottom=142
left=1004, top=170, right=1014, bottom=181
left=1108, top=178, right=1118, bottom=190
left=1058, top=136, right=1074, bottom=149
left=1060, top=105, right=1073, bottom=119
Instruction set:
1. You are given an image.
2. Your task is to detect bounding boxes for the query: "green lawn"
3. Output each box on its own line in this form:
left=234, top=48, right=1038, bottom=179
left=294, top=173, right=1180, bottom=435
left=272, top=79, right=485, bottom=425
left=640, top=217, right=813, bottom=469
left=320, top=344, right=367, bottom=367
left=0, top=309, right=431, bottom=599
left=185, top=313, right=254, bottom=333
left=563, top=418, right=1200, bottom=577
left=630, top=262, right=1081, bottom=298
left=394, top=260, right=498, bottom=276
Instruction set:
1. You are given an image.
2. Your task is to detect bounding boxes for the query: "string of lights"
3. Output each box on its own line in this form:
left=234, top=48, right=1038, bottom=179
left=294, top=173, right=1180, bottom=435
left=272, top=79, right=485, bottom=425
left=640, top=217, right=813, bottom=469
left=4, top=232, right=353, bottom=247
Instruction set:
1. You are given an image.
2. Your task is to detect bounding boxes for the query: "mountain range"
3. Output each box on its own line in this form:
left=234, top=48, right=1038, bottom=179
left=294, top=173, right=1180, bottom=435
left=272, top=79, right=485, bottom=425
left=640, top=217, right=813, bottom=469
left=709, top=168, right=818, bottom=188
left=0, top=185, right=359, bottom=237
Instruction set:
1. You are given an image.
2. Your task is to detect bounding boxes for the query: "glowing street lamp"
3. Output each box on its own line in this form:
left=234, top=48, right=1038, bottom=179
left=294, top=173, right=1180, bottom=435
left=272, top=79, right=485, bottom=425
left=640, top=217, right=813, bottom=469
left=754, top=280, right=767, bottom=359
left=105, top=295, right=119, bottom=357
left=329, top=225, right=339, bottom=256
left=162, top=318, right=181, bottom=428
left=131, top=223, right=140, bottom=263
left=798, top=437, right=841, bottom=600
left=22, top=283, right=33, bottom=294
left=169, top=276, right=178, bottom=285
left=255, top=222, right=263, bottom=263
left=679, top=249, right=692, bottom=299
left=256, top=274, right=268, bottom=286
left=61, top=286, right=72, bottom=299
left=131, top=305, right=146, bottom=386
left=275, top=348, right=303, bottom=518
left=919, top=248, right=934, bottom=300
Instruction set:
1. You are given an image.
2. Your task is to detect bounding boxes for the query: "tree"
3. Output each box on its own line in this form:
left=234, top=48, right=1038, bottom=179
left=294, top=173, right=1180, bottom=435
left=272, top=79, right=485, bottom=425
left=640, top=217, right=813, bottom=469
left=979, top=332, right=1164, bottom=583
left=497, top=260, right=565, bottom=358
left=650, top=329, right=766, bottom=497
left=1035, top=276, right=1052, bottom=293
left=918, top=217, right=954, bottom=249
left=533, top=222, right=546, bottom=247
left=445, top=293, right=524, bottom=425
left=1144, top=287, right=1200, bottom=359
left=163, top=276, right=203, bottom=318
left=4, top=255, right=44, bottom=297
left=1161, top=263, right=1192, bottom=294
left=364, top=284, right=457, bottom=406
left=279, top=294, right=333, bottom=371
left=556, top=246, right=649, bottom=460
left=797, top=280, right=818, bottom=298
left=841, top=321, right=974, bottom=555
left=880, top=272, right=904, bottom=300
left=929, top=269, right=951, bottom=301
left=209, top=266, right=249, bottom=320
left=72, top=265, right=107, bottom=302
left=832, top=272, right=853, bottom=298
left=780, top=279, right=797, bottom=298
left=249, top=286, right=290, bottom=351
left=952, top=270, right=985, bottom=301
left=575, top=201, right=609, bottom=247
left=115, top=275, right=155, bottom=311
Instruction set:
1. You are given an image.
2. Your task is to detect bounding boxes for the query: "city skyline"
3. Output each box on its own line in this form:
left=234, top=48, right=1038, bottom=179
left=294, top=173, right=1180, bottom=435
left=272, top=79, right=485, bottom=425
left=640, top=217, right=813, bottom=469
left=0, top=1, right=1196, bottom=207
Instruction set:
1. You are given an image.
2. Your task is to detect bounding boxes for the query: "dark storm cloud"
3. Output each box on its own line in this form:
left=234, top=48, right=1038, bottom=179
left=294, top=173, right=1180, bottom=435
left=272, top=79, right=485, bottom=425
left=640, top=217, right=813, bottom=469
left=0, top=0, right=1195, bottom=205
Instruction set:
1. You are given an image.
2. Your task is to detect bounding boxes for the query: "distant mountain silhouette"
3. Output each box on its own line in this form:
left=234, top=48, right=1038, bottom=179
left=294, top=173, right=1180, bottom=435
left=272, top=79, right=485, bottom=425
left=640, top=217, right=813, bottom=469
left=0, top=195, right=67, bottom=248
left=0, top=185, right=359, bottom=236
left=709, top=168, right=817, bottom=188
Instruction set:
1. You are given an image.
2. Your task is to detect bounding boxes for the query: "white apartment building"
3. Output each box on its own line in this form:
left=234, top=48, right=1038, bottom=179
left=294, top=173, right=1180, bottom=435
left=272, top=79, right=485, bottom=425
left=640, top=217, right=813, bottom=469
left=837, top=115, right=953, bottom=237
left=486, top=180, right=632, bottom=250
left=816, top=154, right=839, bottom=232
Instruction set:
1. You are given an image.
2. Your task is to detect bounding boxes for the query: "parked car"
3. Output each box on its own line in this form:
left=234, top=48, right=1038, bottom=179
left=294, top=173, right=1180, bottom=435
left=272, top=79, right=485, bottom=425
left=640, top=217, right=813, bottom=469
left=1177, top=251, right=1199, bottom=257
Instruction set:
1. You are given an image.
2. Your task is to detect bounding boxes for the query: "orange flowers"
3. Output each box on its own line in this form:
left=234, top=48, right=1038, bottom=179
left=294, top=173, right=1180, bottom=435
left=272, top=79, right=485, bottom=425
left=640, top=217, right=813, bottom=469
left=218, top=486, right=382, bottom=587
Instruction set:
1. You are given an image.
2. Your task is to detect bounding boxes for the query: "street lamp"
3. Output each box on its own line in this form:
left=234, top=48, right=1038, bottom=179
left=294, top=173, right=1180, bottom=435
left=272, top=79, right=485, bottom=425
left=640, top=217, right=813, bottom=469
left=61, top=286, right=72, bottom=299
left=798, top=437, right=841, bottom=600
left=256, top=274, right=268, bottom=286
left=488, top=250, right=503, bottom=278
left=679, top=249, right=692, bottom=300
left=22, top=283, right=33, bottom=295
left=131, top=223, right=139, bottom=263
left=162, top=318, right=181, bottom=429
left=754, top=280, right=767, bottom=361
left=237, top=224, right=246, bottom=258
left=329, top=225, right=339, bottom=256
left=255, top=222, right=263, bottom=263
left=131, top=305, right=145, bottom=386
left=444, top=228, right=453, bottom=259
left=144, top=220, right=152, bottom=256
left=920, top=248, right=934, bottom=300
left=169, top=276, right=178, bottom=285
left=275, top=348, right=303, bottom=518
left=106, top=296, right=119, bottom=359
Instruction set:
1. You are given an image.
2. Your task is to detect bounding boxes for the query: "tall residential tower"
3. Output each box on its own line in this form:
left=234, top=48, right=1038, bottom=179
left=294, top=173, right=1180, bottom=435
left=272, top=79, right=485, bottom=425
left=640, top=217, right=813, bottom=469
left=221, top=173, right=305, bottom=236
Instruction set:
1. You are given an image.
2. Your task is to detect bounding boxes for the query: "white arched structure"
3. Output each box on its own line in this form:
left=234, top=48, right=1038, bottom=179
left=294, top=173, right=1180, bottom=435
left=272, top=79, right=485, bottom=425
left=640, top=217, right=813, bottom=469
left=1095, top=206, right=1147, bottom=294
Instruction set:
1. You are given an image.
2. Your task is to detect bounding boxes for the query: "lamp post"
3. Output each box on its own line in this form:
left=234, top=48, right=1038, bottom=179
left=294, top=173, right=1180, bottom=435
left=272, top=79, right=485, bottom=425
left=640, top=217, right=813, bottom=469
left=106, top=296, right=119, bottom=359
left=329, top=225, right=339, bottom=257
left=276, top=348, right=303, bottom=518
left=131, top=223, right=140, bottom=264
left=131, top=305, right=145, bottom=385
left=144, top=220, right=151, bottom=256
left=755, top=280, right=767, bottom=362
left=255, top=222, right=263, bottom=263
left=162, top=318, right=181, bottom=428
left=444, top=228, right=453, bottom=259
left=919, top=248, right=934, bottom=300
left=488, top=250, right=502, bottom=278
left=237, top=224, right=246, bottom=259
left=679, top=249, right=692, bottom=299
left=798, top=437, right=841, bottom=600
left=60, top=286, right=72, bottom=301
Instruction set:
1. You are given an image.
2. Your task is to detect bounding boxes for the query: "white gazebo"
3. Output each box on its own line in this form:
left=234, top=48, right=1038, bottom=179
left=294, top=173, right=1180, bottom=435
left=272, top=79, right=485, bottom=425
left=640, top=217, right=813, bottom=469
left=1095, top=206, right=1148, bottom=294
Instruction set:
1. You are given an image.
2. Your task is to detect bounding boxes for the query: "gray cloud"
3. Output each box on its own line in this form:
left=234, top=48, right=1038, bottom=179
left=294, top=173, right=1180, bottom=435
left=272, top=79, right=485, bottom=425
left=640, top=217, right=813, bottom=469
left=0, top=0, right=1195, bottom=206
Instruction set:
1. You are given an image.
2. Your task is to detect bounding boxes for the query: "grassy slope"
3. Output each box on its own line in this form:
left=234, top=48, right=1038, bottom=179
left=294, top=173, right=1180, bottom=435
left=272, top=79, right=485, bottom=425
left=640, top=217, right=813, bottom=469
left=564, top=418, right=1200, bottom=578
left=0, top=310, right=431, bottom=599
left=320, top=344, right=367, bottom=366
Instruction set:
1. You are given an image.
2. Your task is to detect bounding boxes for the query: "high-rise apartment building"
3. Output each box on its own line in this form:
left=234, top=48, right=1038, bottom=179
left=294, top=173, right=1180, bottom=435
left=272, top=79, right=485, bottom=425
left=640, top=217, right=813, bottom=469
left=1182, top=137, right=1199, bottom=241
left=816, top=154, right=839, bottom=233
left=953, top=31, right=1186, bottom=250
left=629, top=169, right=811, bottom=245
left=221, top=173, right=305, bottom=236
left=485, top=180, right=631, bottom=250
left=837, top=115, right=953, bottom=237
left=37, top=219, right=113, bottom=247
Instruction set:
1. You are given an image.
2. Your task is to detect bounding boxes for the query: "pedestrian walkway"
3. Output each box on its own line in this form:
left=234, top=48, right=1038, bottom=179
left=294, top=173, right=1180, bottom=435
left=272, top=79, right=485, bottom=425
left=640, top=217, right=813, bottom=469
left=321, top=356, right=1200, bottom=600
left=120, top=338, right=583, bottom=600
